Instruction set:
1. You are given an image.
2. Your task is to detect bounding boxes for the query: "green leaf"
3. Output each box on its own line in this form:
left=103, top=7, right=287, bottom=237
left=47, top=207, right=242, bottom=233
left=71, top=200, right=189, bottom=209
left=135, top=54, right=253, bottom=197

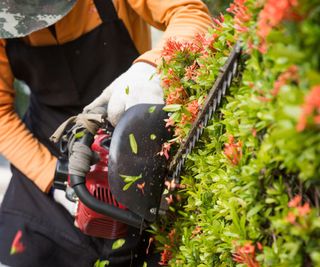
left=129, top=133, right=138, bottom=154
left=120, top=174, right=142, bottom=191
left=74, top=131, right=85, bottom=139
left=148, top=106, right=156, bottom=113
left=112, top=239, right=126, bottom=250
left=247, top=204, right=264, bottom=218
left=163, top=104, right=182, bottom=112
left=149, top=72, right=156, bottom=81
left=94, top=259, right=110, bottom=267
left=120, top=174, right=142, bottom=183
left=122, top=182, right=133, bottom=191
left=150, top=134, right=157, bottom=140
left=125, top=86, right=130, bottom=95
left=143, top=262, right=148, bottom=267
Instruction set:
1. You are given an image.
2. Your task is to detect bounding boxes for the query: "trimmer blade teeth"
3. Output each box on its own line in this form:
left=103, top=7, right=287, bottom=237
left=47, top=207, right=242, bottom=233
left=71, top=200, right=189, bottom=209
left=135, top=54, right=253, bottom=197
left=222, top=81, right=227, bottom=96
left=166, top=41, right=242, bottom=185
left=227, top=71, right=233, bottom=87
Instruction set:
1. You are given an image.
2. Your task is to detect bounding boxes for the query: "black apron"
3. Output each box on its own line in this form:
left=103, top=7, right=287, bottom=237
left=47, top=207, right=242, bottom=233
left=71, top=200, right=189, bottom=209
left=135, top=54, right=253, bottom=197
left=0, top=0, right=159, bottom=266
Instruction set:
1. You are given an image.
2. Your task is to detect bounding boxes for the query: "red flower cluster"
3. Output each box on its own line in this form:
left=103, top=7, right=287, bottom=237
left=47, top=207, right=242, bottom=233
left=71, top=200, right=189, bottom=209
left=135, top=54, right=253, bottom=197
left=271, top=65, right=299, bottom=96
left=187, top=100, right=200, bottom=122
left=232, top=241, right=261, bottom=267
left=159, top=229, right=176, bottom=266
left=165, top=86, right=187, bottom=105
left=296, top=85, right=320, bottom=132
left=224, top=135, right=243, bottom=165
left=255, top=65, right=299, bottom=102
left=212, top=13, right=226, bottom=31
left=159, top=244, right=173, bottom=266
left=257, top=0, right=298, bottom=53
left=185, top=61, right=199, bottom=81
left=286, top=195, right=311, bottom=224
left=161, top=38, right=203, bottom=62
left=194, top=32, right=218, bottom=54
left=161, top=39, right=183, bottom=60
left=10, top=230, right=25, bottom=255
left=227, top=0, right=251, bottom=34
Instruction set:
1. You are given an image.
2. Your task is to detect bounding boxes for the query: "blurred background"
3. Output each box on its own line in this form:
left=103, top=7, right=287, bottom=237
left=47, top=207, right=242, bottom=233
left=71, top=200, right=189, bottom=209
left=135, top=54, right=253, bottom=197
left=0, top=0, right=232, bottom=202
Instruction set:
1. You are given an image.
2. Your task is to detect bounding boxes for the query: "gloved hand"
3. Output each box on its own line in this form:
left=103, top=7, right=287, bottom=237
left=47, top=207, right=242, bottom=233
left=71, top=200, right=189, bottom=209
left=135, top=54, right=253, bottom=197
left=53, top=188, right=77, bottom=216
left=83, top=62, right=164, bottom=126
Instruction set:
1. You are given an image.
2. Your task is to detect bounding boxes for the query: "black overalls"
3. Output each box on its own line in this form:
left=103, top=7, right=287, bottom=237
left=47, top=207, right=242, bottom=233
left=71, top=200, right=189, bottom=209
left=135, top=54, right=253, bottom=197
left=0, top=0, right=158, bottom=266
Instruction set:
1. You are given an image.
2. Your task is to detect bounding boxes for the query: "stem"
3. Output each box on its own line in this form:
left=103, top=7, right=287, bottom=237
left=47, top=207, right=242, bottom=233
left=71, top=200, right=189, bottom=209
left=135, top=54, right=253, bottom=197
left=272, top=233, right=278, bottom=254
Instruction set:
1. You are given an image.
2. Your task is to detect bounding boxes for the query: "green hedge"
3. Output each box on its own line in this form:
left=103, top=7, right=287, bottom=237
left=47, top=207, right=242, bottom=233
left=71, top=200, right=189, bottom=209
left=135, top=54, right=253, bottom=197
left=155, top=0, right=320, bottom=266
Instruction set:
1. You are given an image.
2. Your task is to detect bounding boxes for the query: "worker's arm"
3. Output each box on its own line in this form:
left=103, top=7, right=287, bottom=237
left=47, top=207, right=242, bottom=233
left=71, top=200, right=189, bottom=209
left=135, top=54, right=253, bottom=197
left=84, top=0, right=212, bottom=118
left=129, top=0, right=213, bottom=65
left=0, top=40, right=56, bottom=192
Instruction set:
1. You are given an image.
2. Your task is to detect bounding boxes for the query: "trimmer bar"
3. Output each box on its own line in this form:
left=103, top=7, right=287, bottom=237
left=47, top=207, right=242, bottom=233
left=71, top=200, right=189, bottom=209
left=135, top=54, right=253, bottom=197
left=54, top=42, right=242, bottom=239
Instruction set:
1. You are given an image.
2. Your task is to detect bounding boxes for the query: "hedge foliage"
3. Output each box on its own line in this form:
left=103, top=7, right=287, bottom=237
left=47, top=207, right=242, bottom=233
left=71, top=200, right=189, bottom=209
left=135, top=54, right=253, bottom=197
left=154, top=0, right=320, bottom=266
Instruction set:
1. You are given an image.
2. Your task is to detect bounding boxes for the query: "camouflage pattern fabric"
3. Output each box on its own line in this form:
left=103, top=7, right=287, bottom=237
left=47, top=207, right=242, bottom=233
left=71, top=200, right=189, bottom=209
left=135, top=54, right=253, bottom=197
left=0, top=0, right=76, bottom=38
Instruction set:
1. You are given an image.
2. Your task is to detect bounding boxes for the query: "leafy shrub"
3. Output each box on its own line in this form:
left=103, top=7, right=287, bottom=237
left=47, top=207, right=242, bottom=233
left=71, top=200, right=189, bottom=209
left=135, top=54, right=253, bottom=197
left=154, top=0, right=320, bottom=266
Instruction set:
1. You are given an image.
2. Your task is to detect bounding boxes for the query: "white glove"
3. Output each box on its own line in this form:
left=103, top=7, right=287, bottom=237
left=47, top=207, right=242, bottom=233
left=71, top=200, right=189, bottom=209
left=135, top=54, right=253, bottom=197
left=53, top=189, right=77, bottom=216
left=84, top=62, right=164, bottom=126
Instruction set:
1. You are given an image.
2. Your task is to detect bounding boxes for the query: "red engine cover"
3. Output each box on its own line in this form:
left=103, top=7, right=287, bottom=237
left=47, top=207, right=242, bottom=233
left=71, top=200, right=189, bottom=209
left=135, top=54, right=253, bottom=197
left=75, top=130, right=128, bottom=239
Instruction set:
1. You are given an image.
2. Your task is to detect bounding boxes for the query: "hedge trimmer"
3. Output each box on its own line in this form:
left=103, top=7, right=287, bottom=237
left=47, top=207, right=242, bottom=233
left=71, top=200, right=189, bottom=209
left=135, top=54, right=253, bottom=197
left=52, top=42, right=242, bottom=239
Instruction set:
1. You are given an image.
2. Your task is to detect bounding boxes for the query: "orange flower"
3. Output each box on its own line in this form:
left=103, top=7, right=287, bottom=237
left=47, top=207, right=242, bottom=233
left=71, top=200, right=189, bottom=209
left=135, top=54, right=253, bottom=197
left=227, top=0, right=251, bottom=34
left=212, top=13, right=226, bottom=30
left=159, top=244, right=173, bottom=266
left=286, top=211, right=296, bottom=224
left=146, top=237, right=154, bottom=255
left=185, top=61, right=199, bottom=81
left=240, top=242, right=255, bottom=255
left=194, top=33, right=217, bottom=52
left=165, top=179, right=176, bottom=191
left=165, top=86, right=187, bottom=105
left=165, top=194, right=174, bottom=205
left=164, top=117, right=175, bottom=128
left=271, top=65, right=299, bottom=96
left=257, top=0, right=299, bottom=53
left=180, top=113, right=191, bottom=126
left=232, top=241, right=260, bottom=267
left=159, top=142, right=172, bottom=160
left=288, top=195, right=302, bottom=208
left=252, top=128, right=257, bottom=137
left=187, top=100, right=200, bottom=121
left=168, top=229, right=176, bottom=244
left=162, top=38, right=183, bottom=60
left=137, top=182, right=145, bottom=195
left=297, top=85, right=320, bottom=132
left=224, top=135, right=243, bottom=165
left=297, top=202, right=311, bottom=216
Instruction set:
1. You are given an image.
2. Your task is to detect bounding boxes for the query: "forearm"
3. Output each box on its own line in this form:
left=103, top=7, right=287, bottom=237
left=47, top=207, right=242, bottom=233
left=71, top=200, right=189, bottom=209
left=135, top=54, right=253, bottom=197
left=131, top=0, right=213, bottom=65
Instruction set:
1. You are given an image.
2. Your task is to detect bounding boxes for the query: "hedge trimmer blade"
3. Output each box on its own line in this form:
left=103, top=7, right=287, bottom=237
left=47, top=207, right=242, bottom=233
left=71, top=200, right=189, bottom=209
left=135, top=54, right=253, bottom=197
left=160, top=42, right=242, bottom=213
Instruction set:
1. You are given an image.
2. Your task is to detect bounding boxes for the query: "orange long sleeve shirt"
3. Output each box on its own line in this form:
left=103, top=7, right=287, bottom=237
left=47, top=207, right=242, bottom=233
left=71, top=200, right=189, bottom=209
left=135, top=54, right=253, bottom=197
left=0, top=0, right=212, bottom=192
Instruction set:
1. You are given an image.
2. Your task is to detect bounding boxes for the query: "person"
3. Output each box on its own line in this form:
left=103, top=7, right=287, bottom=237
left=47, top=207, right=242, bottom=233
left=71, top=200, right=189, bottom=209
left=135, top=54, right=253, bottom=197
left=0, top=0, right=212, bottom=266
